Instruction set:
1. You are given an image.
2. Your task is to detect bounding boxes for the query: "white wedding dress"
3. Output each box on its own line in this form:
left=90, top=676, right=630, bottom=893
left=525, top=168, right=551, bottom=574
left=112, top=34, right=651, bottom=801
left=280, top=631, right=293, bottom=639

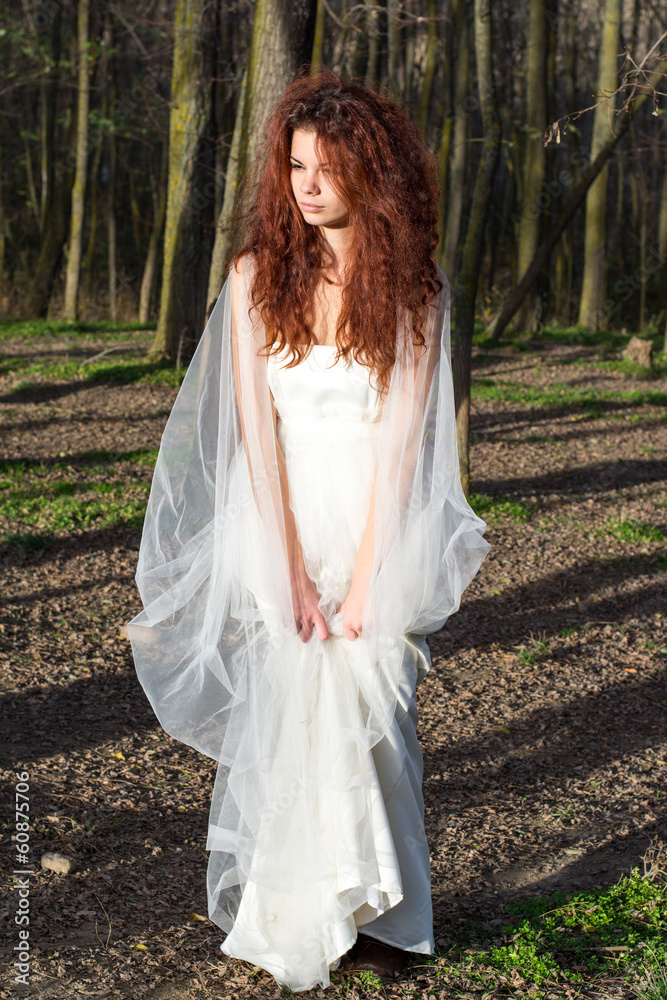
left=210, top=343, right=435, bottom=989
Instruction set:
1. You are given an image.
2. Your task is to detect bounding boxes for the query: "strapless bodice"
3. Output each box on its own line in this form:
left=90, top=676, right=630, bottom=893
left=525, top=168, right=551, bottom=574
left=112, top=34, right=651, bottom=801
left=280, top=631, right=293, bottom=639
left=267, top=344, right=383, bottom=424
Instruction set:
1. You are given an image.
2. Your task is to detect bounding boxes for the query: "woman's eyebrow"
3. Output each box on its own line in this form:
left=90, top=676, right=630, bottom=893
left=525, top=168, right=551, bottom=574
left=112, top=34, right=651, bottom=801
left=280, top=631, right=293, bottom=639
left=289, top=156, right=330, bottom=167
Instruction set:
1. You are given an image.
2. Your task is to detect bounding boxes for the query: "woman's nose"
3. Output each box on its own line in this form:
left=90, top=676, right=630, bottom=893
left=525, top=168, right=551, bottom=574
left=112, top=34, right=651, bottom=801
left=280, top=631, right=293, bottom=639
left=300, top=171, right=320, bottom=195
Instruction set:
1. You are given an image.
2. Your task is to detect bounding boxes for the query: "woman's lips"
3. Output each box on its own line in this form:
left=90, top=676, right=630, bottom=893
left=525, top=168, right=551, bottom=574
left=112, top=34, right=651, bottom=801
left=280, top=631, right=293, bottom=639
left=300, top=203, right=324, bottom=211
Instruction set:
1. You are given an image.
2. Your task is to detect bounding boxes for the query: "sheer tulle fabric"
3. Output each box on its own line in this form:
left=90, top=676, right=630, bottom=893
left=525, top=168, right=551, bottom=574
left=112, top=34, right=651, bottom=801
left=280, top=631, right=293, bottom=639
left=127, top=261, right=489, bottom=991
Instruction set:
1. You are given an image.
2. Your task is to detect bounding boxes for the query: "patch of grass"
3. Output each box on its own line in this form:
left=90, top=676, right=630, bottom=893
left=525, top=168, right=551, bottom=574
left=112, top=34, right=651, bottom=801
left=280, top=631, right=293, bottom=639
left=516, top=632, right=552, bottom=667
left=0, top=450, right=159, bottom=476
left=526, top=433, right=557, bottom=444
left=551, top=352, right=667, bottom=379
left=0, top=459, right=151, bottom=546
left=595, top=518, right=664, bottom=545
left=635, top=950, right=667, bottom=1000
left=352, top=970, right=385, bottom=991
left=3, top=356, right=184, bottom=392
left=0, top=318, right=155, bottom=342
left=540, top=326, right=633, bottom=349
left=444, top=866, right=667, bottom=989
left=469, top=492, right=532, bottom=525
left=471, top=379, right=667, bottom=415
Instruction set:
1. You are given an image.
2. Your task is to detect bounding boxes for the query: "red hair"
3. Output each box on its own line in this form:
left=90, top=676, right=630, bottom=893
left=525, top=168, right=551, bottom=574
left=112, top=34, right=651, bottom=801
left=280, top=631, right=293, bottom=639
left=233, top=70, right=441, bottom=389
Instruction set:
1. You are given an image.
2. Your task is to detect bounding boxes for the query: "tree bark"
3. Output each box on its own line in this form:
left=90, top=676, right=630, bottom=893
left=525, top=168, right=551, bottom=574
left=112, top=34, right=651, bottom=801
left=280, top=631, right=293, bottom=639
left=576, top=0, right=621, bottom=329
left=64, top=0, right=91, bottom=322
left=487, top=56, right=667, bottom=342
left=515, top=0, right=547, bottom=332
left=453, top=0, right=501, bottom=494
left=0, top=141, right=6, bottom=315
left=658, top=155, right=667, bottom=317
left=365, top=1, right=379, bottom=88
left=440, top=0, right=469, bottom=281
left=139, top=147, right=168, bottom=325
left=28, top=110, right=77, bottom=318
left=418, top=0, right=438, bottom=135
left=206, top=70, right=247, bottom=314
left=149, top=0, right=218, bottom=361
left=387, top=0, right=400, bottom=92
left=240, top=0, right=317, bottom=175
left=106, top=105, right=118, bottom=323
left=311, top=0, right=325, bottom=72
left=205, top=0, right=317, bottom=312
left=38, top=5, right=62, bottom=237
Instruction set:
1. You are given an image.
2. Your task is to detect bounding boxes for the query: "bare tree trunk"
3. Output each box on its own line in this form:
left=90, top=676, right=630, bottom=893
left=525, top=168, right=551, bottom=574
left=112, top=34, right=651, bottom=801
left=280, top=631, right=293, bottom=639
left=139, top=147, right=168, bottom=325
left=149, top=0, right=219, bottom=360
left=102, top=11, right=118, bottom=323
left=240, top=0, right=317, bottom=172
left=0, top=141, right=6, bottom=315
left=453, top=0, right=501, bottom=494
left=64, top=0, right=91, bottom=322
left=311, top=0, right=325, bottom=72
left=365, top=1, right=379, bottom=88
left=38, top=6, right=61, bottom=239
left=577, top=0, right=621, bottom=329
left=553, top=0, right=577, bottom=326
left=205, top=0, right=317, bottom=312
left=515, top=0, right=547, bottom=332
left=441, top=0, right=469, bottom=281
left=206, top=71, right=247, bottom=313
left=28, top=111, right=77, bottom=318
left=106, top=109, right=118, bottom=322
left=487, top=56, right=667, bottom=342
left=418, top=0, right=438, bottom=135
left=658, top=155, right=667, bottom=318
left=23, top=128, right=39, bottom=230
left=387, top=0, right=400, bottom=92
left=332, top=0, right=350, bottom=76
left=83, top=134, right=103, bottom=302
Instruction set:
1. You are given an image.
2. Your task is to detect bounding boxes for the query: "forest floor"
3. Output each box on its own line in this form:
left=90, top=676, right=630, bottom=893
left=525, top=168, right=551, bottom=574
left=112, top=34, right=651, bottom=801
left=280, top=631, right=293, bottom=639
left=0, top=322, right=666, bottom=1000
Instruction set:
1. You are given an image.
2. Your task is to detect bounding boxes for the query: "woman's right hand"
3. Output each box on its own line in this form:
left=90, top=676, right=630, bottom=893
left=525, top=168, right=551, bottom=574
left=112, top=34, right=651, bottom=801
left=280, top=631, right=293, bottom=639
left=292, top=546, right=330, bottom=643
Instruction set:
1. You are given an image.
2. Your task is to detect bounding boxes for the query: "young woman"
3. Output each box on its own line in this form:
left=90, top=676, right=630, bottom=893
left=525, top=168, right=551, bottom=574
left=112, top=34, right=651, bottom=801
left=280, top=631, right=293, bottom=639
left=127, top=70, right=489, bottom=993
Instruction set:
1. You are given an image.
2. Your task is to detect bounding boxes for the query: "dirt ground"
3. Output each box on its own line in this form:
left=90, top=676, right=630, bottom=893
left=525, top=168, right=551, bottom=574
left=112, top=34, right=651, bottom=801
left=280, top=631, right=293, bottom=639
left=1, top=332, right=666, bottom=999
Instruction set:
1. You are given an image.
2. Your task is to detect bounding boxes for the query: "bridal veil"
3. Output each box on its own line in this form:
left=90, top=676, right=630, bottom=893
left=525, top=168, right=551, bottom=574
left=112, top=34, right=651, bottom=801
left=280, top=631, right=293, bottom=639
left=126, top=259, right=489, bottom=989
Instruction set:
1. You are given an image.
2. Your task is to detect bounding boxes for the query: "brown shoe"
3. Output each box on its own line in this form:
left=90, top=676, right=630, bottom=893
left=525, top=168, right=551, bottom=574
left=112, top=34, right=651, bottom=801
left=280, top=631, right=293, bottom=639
left=346, top=933, right=407, bottom=978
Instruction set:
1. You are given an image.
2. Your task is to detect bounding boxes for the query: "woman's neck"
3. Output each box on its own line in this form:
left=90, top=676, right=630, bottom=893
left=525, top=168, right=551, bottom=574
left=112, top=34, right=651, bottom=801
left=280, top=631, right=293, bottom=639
left=320, top=223, right=352, bottom=281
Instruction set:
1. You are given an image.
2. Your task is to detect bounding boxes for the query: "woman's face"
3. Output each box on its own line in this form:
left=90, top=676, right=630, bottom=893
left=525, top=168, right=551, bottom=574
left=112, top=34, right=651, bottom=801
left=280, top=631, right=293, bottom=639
left=290, top=129, right=349, bottom=230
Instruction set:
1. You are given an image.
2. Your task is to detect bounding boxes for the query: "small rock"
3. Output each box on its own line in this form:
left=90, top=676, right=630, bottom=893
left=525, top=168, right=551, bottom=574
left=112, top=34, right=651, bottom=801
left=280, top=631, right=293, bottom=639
left=41, top=851, right=77, bottom=875
left=622, top=335, right=652, bottom=368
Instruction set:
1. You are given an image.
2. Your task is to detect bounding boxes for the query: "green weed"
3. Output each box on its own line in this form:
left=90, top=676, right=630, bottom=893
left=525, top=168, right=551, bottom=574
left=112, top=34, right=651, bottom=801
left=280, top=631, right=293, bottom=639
left=469, top=492, right=531, bottom=524
left=0, top=318, right=155, bottom=342
left=595, top=518, right=664, bottom=545
left=471, top=379, right=667, bottom=415
left=526, top=433, right=557, bottom=444
left=0, top=459, right=151, bottom=546
left=3, top=356, right=184, bottom=391
left=516, top=633, right=552, bottom=667
left=635, top=951, right=667, bottom=1000
left=446, top=867, right=667, bottom=988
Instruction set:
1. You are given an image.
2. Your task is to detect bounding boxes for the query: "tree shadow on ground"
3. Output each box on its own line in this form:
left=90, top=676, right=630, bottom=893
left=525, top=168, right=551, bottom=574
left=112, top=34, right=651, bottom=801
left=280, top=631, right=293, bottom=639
left=473, top=457, right=666, bottom=498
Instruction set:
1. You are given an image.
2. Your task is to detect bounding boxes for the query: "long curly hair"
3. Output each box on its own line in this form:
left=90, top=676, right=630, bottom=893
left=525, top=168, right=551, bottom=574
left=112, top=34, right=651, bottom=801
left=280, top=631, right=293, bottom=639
left=232, top=70, right=442, bottom=389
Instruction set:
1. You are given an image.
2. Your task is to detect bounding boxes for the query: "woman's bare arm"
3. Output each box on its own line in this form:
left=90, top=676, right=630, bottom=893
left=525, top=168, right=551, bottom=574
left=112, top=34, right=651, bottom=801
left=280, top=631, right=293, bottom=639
left=340, top=480, right=375, bottom=641
left=230, top=260, right=329, bottom=643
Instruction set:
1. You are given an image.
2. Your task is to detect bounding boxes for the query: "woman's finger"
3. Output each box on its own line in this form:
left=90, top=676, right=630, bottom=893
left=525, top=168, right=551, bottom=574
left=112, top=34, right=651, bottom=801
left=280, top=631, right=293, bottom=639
left=314, top=613, right=330, bottom=641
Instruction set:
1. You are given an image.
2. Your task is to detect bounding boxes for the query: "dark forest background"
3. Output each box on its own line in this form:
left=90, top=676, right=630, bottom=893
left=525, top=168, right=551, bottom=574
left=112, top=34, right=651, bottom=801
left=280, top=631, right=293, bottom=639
left=1, top=0, right=666, bottom=478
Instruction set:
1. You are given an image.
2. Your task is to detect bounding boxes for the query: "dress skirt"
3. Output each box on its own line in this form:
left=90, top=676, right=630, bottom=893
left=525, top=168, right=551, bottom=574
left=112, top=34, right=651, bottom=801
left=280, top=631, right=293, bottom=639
left=204, top=345, right=435, bottom=990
